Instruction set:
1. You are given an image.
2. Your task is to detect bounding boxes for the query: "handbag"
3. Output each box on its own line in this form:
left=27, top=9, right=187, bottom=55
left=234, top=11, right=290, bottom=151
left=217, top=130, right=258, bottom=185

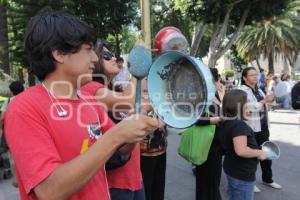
left=105, top=152, right=131, bottom=170
left=177, top=124, right=216, bottom=165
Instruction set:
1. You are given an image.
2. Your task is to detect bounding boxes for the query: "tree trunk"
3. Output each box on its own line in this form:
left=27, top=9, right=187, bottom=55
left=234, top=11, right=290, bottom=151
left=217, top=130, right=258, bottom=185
left=287, top=52, right=298, bottom=69
left=268, top=51, right=274, bottom=74
left=0, top=3, right=10, bottom=75
left=18, top=67, right=24, bottom=83
left=190, top=24, right=208, bottom=57
left=208, top=57, right=218, bottom=69
left=255, top=57, right=262, bottom=70
left=283, top=57, right=290, bottom=73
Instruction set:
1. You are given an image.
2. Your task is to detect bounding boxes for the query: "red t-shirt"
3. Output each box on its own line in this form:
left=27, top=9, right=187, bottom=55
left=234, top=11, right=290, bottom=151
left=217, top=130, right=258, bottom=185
left=81, top=81, right=105, bottom=96
left=81, top=81, right=143, bottom=191
left=4, top=85, right=114, bottom=200
left=107, top=144, right=142, bottom=191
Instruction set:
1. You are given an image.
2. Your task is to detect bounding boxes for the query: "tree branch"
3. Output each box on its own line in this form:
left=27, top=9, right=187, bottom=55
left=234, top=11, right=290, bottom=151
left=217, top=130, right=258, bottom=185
left=256, top=57, right=262, bottom=70
left=209, top=17, right=220, bottom=50
left=233, top=0, right=248, bottom=6
left=209, top=1, right=241, bottom=55
left=212, top=7, right=233, bottom=51
left=190, top=23, right=208, bottom=56
left=215, top=3, right=251, bottom=59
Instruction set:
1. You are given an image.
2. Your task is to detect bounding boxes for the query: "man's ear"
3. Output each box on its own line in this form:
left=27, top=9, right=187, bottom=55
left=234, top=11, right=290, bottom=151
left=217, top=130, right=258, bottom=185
left=52, top=50, right=65, bottom=64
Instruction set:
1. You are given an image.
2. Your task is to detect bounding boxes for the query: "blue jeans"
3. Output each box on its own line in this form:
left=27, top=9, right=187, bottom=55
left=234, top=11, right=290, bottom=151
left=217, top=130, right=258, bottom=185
left=226, top=174, right=255, bottom=200
left=283, top=95, right=291, bottom=108
left=110, top=186, right=145, bottom=200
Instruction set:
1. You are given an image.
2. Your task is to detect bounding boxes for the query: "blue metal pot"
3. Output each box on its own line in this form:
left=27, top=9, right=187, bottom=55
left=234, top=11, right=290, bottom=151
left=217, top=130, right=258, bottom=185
left=148, top=51, right=215, bottom=128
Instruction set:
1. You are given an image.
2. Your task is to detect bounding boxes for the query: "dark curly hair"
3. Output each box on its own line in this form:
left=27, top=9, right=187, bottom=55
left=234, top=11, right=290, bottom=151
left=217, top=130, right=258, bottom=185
left=241, top=67, right=257, bottom=85
left=9, top=81, right=24, bottom=96
left=93, top=40, right=111, bottom=85
left=24, top=9, right=95, bottom=81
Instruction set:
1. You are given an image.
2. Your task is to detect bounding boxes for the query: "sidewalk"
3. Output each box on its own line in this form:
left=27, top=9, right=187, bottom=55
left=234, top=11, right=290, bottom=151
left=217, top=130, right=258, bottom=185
left=0, top=109, right=299, bottom=200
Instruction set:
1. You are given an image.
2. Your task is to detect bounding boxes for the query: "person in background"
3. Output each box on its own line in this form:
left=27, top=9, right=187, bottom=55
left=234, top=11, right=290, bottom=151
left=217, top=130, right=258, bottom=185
left=4, top=10, right=158, bottom=200
left=225, top=75, right=234, bottom=91
left=0, top=81, right=24, bottom=187
left=216, top=73, right=225, bottom=103
left=258, top=68, right=266, bottom=94
left=81, top=42, right=138, bottom=113
left=218, top=89, right=267, bottom=200
left=0, top=81, right=24, bottom=123
left=140, top=122, right=167, bottom=200
left=112, top=57, right=131, bottom=92
left=81, top=41, right=151, bottom=200
left=240, top=67, right=281, bottom=193
left=194, top=68, right=224, bottom=200
left=266, top=73, right=273, bottom=93
left=140, top=78, right=167, bottom=200
left=280, top=73, right=293, bottom=109
left=291, top=81, right=300, bottom=110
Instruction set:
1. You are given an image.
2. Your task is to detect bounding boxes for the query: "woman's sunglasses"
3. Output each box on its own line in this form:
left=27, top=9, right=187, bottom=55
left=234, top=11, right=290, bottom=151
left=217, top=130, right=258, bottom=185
left=102, top=51, right=115, bottom=61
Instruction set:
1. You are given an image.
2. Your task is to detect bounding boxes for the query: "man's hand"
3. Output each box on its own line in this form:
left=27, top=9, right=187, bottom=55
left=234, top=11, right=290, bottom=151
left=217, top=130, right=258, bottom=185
left=111, top=114, right=159, bottom=144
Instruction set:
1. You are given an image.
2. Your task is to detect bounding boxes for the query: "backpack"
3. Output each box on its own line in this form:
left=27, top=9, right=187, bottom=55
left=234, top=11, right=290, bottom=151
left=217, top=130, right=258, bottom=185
left=291, top=82, right=300, bottom=109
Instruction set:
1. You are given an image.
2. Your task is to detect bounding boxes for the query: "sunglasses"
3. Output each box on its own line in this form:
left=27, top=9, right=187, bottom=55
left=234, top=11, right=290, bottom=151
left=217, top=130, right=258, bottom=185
left=102, top=51, right=115, bottom=61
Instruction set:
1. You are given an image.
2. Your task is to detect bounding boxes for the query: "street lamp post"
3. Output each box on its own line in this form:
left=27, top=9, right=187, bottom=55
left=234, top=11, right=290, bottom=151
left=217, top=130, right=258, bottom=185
left=140, top=0, right=151, bottom=52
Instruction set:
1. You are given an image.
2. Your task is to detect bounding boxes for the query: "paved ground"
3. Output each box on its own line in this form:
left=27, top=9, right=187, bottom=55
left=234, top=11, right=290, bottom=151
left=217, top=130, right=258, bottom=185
left=0, top=109, right=299, bottom=200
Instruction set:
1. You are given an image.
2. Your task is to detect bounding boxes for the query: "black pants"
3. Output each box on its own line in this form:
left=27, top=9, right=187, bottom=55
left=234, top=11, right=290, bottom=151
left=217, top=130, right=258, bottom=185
left=140, top=152, right=166, bottom=200
left=195, top=140, right=223, bottom=200
left=255, top=129, right=273, bottom=183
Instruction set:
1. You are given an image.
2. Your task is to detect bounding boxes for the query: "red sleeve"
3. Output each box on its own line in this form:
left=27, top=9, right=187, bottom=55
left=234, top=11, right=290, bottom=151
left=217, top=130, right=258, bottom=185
left=96, top=103, right=115, bottom=134
left=4, top=104, right=61, bottom=194
left=81, top=81, right=105, bottom=96
left=81, top=82, right=114, bottom=133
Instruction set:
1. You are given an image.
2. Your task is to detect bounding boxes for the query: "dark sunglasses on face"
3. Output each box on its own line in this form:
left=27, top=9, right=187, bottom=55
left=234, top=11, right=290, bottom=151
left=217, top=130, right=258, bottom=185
left=102, top=51, right=115, bottom=61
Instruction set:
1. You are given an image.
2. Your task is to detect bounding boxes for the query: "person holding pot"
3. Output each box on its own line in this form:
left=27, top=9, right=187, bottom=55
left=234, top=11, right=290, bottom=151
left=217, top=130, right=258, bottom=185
left=240, top=67, right=282, bottom=192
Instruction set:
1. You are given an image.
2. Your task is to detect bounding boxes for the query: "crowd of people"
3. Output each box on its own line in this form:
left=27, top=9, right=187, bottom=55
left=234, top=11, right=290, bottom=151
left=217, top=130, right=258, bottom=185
left=0, top=8, right=299, bottom=200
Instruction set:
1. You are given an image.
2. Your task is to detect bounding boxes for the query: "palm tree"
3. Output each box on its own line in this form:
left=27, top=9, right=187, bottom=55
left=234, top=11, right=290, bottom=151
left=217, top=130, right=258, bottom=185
left=236, top=1, right=300, bottom=73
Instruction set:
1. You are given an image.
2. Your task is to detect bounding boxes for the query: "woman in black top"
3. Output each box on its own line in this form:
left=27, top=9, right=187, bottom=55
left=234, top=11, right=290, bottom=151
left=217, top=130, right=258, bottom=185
left=194, top=68, right=224, bottom=200
left=218, top=89, right=267, bottom=200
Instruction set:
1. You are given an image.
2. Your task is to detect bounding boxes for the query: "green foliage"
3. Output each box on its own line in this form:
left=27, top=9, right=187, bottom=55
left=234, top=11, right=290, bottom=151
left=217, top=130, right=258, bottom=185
left=226, top=45, right=247, bottom=68
left=180, top=0, right=295, bottom=63
left=236, top=0, right=300, bottom=73
left=2, top=0, right=300, bottom=80
left=151, top=0, right=193, bottom=48
left=4, top=0, right=139, bottom=81
left=0, top=1, right=9, bottom=74
left=73, top=0, right=139, bottom=39
left=119, top=27, right=139, bottom=54
left=188, top=0, right=292, bottom=26
left=106, top=26, right=138, bottom=56
left=224, top=69, right=235, bottom=77
left=6, top=0, right=75, bottom=80
left=195, top=26, right=213, bottom=58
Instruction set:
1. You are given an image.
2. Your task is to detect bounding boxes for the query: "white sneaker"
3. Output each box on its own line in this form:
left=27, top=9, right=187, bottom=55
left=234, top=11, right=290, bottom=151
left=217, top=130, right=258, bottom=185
left=254, top=185, right=261, bottom=193
left=263, top=181, right=282, bottom=189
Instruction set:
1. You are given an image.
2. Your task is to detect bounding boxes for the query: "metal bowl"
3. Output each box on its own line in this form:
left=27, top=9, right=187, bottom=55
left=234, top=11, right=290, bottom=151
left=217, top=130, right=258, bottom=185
left=148, top=51, right=215, bottom=128
left=262, top=141, right=280, bottom=160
